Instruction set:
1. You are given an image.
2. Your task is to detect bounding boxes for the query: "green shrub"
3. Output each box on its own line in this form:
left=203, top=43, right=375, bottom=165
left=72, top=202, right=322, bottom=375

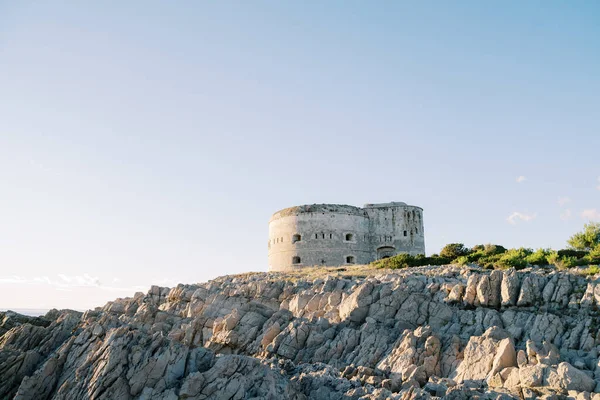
left=483, top=244, right=507, bottom=255
left=581, top=265, right=600, bottom=276
left=525, top=248, right=552, bottom=266
left=372, top=253, right=450, bottom=269
left=440, top=243, right=471, bottom=260
left=465, top=251, right=484, bottom=262
left=372, top=253, right=416, bottom=269
left=495, top=248, right=533, bottom=270
left=415, top=254, right=450, bottom=266
left=568, top=222, right=600, bottom=251
left=375, top=228, right=600, bottom=271
left=454, top=244, right=507, bottom=269
left=546, top=252, right=559, bottom=267
left=557, top=249, right=588, bottom=259
left=455, top=255, right=470, bottom=266
left=584, top=244, right=600, bottom=264
left=547, top=253, right=586, bottom=269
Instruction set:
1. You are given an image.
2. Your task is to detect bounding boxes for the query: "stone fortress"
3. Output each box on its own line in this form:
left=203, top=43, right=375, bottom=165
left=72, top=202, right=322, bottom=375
left=268, top=202, right=425, bottom=271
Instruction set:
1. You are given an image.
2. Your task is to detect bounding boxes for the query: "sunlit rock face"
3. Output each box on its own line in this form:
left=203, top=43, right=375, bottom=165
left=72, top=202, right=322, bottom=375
left=2, top=264, right=600, bottom=399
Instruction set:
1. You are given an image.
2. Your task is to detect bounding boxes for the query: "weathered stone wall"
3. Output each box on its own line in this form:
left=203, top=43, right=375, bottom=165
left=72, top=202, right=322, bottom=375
left=268, top=207, right=371, bottom=271
left=268, top=202, right=425, bottom=271
left=365, top=203, right=425, bottom=258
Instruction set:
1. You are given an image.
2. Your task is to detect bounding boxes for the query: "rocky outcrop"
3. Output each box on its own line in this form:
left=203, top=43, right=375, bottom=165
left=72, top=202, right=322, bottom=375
left=2, top=265, right=600, bottom=399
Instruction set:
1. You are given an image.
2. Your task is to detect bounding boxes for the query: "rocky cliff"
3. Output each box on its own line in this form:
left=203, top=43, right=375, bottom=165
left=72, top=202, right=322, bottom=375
left=2, top=265, right=600, bottom=399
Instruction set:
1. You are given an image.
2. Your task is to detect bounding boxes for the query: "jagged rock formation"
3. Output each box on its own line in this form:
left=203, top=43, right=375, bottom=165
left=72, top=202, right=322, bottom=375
left=2, top=265, right=600, bottom=399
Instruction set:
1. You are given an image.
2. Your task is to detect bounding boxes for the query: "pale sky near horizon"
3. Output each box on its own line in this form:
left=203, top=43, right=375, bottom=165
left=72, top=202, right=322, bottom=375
left=1, top=1, right=599, bottom=310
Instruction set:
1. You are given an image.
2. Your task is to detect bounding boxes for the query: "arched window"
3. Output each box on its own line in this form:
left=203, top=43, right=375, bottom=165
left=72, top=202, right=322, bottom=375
left=292, top=234, right=301, bottom=243
left=346, top=255, right=355, bottom=264
left=345, top=233, right=354, bottom=241
left=292, top=256, right=301, bottom=264
left=315, top=233, right=318, bottom=239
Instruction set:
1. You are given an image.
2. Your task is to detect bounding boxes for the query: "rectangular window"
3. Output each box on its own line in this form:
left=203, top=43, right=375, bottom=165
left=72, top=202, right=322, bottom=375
left=404, top=231, right=407, bottom=237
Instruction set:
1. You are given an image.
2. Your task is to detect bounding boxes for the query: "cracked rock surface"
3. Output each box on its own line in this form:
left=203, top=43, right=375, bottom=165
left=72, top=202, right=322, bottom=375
left=2, top=264, right=600, bottom=399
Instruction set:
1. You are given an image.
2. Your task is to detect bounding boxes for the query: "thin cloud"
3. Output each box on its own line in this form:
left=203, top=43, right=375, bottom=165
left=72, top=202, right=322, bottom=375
left=0, top=276, right=29, bottom=284
left=558, top=197, right=571, bottom=206
left=516, top=176, right=527, bottom=183
left=560, top=209, right=572, bottom=221
left=58, top=274, right=101, bottom=287
left=0, top=274, right=147, bottom=293
left=507, top=212, right=537, bottom=225
left=581, top=209, right=600, bottom=221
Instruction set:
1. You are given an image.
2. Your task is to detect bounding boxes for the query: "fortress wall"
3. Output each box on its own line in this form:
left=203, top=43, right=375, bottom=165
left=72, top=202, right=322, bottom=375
left=268, top=202, right=425, bottom=271
left=365, top=203, right=425, bottom=257
left=268, top=211, right=371, bottom=271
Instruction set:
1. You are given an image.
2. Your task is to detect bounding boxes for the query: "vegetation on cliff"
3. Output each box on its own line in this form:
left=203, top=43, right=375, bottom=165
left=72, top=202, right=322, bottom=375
left=373, top=222, right=600, bottom=271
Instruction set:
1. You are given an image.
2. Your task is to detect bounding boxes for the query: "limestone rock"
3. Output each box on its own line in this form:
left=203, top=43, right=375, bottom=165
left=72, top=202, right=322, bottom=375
left=1, top=265, right=599, bottom=399
left=501, top=269, right=520, bottom=306
left=547, top=362, right=596, bottom=392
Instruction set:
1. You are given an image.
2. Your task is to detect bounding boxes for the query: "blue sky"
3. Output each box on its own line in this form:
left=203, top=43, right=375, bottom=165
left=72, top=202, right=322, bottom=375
left=1, top=1, right=599, bottom=309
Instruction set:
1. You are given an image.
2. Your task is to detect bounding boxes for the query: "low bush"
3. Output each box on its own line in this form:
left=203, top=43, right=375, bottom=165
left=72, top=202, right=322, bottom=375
left=557, top=249, right=588, bottom=259
left=581, top=265, right=600, bottom=276
left=482, top=244, right=508, bottom=255
left=439, top=243, right=471, bottom=260
left=495, top=248, right=532, bottom=270
left=372, top=253, right=450, bottom=269
left=525, top=248, right=553, bottom=266
left=567, top=222, right=600, bottom=251
left=547, top=253, right=587, bottom=269
left=584, top=244, right=600, bottom=264
left=372, top=253, right=417, bottom=269
left=371, top=224, right=600, bottom=271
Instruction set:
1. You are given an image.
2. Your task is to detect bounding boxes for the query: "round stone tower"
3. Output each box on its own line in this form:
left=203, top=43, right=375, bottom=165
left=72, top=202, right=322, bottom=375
left=268, top=202, right=425, bottom=271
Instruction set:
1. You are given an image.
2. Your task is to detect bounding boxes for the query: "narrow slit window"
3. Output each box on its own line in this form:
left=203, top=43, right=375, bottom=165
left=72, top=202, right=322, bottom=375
left=329, top=233, right=332, bottom=239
